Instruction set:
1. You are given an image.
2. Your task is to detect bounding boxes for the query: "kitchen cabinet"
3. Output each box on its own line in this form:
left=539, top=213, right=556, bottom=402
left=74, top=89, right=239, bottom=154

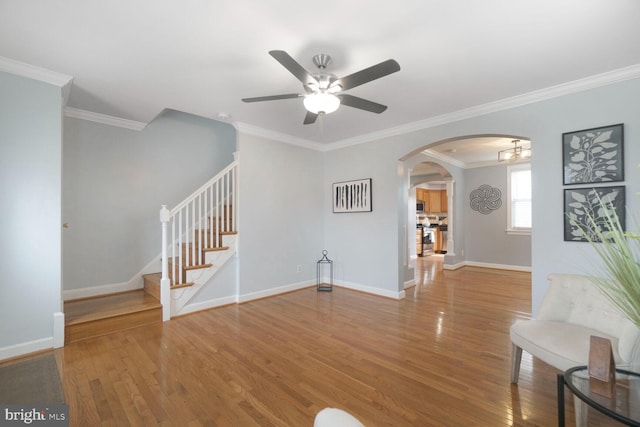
left=417, top=188, right=447, bottom=213
left=416, top=188, right=427, bottom=208
left=428, top=190, right=441, bottom=213
left=433, top=227, right=442, bottom=252
left=416, top=229, right=423, bottom=256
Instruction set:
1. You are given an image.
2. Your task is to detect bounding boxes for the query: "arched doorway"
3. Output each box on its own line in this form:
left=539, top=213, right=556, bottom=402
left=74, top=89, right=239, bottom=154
left=410, top=161, right=453, bottom=255
left=399, top=135, right=532, bottom=290
left=410, top=161, right=455, bottom=284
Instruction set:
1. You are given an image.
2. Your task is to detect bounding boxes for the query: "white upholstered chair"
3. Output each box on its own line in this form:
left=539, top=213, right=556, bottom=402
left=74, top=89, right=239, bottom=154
left=314, top=408, right=364, bottom=427
left=510, top=273, right=640, bottom=384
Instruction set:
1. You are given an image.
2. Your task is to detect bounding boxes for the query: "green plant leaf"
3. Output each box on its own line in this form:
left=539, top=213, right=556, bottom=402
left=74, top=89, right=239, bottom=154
left=569, top=194, right=640, bottom=328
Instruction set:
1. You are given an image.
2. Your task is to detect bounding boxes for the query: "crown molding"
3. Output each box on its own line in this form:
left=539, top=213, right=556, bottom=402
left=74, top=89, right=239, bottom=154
left=0, top=56, right=74, bottom=107
left=234, top=121, right=325, bottom=151
left=325, top=64, right=640, bottom=152
left=61, top=82, right=72, bottom=106
left=64, top=107, right=147, bottom=131
left=11, top=56, right=634, bottom=150
left=421, top=148, right=529, bottom=170
left=0, top=56, right=73, bottom=88
left=421, top=149, right=466, bottom=169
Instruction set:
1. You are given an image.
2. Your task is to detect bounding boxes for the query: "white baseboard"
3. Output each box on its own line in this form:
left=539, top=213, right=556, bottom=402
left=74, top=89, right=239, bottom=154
left=337, top=280, right=406, bottom=300
left=63, top=281, right=142, bottom=301
left=404, top=279, right=416, bottom=289
left=125, top=256, right=162, bottom=293
left=237, top=280, right=315, bottom=303
left=454, top=260, right=532, bottom=272
left=177, top=296, right=238, bottom=316
left=53, top=312, right=64, bottom=348
left=443, top=261, right=466, bottom=270
left=0, top=337, right=53, bottom=361
left=178, top=278, right=410, bottom=316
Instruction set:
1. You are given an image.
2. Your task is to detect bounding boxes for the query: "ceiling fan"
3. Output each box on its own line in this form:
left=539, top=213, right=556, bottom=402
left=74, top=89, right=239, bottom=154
left=242, top=50, right=400, bottom=125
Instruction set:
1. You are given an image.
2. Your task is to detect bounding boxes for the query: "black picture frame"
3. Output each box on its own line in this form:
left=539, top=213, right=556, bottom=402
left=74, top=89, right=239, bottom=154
left=562, top=123, right=624, bottom=185
left=333, top=178, right=372, bottom=213
left=564, top=186, right=625, bottom=242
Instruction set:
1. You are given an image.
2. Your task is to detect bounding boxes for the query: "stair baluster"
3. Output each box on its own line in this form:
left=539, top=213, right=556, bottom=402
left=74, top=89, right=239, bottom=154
left=160, top=160, right=238, bottom=320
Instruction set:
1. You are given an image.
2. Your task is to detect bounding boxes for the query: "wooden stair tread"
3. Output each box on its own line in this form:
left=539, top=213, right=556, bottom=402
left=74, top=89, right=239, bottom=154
left=144, top=272, right=194, bottom=290
left=65, top=290, right=161, bottom=326
left=193, top=230, right=237, bottom=236
left=168, top=261, right=213, bottom=271
left=170, top=282, right=194, bottom=289
left=180, top=243, right=230, bottom=251
left=187, top=232, right=236, bottom=249
left=64, top=289, right=163, bottom=344
left=203, top=246, right=229, bottom=252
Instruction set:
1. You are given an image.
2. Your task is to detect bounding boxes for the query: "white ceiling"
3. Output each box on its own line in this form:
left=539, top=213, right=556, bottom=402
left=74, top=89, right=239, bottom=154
left=409, top=137, right=526, bottom=178
left=1, top=0, right=640, bottom=148
left=423, top=136, right=531, bottom=168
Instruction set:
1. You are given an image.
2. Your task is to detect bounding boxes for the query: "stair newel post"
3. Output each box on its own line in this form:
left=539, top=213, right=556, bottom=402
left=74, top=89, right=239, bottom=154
left=233, top=150, right=238, bottom=215
left=160, top=205, right=171, bottom=321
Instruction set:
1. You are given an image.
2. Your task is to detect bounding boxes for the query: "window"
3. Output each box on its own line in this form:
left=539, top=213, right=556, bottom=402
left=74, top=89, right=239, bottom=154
left=507, top=164, right=531, bottom=234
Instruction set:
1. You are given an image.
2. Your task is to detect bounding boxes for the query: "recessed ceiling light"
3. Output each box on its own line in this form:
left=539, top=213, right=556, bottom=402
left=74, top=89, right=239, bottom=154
left=216, top=112, right=231, bottom=119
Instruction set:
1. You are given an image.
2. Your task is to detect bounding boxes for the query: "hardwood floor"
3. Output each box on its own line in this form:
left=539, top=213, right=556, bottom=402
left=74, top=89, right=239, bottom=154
left=4, top=258, right=619, bottom=425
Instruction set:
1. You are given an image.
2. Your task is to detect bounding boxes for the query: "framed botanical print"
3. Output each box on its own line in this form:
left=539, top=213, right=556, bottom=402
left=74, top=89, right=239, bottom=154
left=564, top=186, right=625, bottom=242
left=562, top=124, right=624, bottom=185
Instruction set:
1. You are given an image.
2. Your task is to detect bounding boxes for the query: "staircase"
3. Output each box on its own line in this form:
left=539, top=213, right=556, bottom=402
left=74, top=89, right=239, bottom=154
left=146, top=202, right=238, bottom=317
left=64, top=290, right=162, bottom=344
left=64, top=159, right=238, bottom=343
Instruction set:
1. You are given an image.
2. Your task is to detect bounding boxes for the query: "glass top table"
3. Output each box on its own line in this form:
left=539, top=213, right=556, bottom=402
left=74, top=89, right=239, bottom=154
left=558, top=365, right=640, bottom=426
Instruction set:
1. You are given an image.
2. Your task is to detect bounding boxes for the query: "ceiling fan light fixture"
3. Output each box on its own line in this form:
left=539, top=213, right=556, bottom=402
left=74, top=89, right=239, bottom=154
left=328, top=83, right=342, bottom=94
left=243, top=50, right=400, bottom=125
left=303, top=92, right=340, bottom=115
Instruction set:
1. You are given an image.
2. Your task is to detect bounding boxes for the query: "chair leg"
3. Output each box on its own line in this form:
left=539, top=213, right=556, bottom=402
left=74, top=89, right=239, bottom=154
left=511, top=343, right=522, bottom=384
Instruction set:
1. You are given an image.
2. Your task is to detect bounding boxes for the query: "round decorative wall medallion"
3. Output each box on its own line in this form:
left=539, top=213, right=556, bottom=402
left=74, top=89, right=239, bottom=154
left=470, top=184, right=502, bottom=215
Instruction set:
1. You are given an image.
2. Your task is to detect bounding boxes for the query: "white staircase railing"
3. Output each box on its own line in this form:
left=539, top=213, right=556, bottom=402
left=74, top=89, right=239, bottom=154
left=159, top=159, right=237, bottom=321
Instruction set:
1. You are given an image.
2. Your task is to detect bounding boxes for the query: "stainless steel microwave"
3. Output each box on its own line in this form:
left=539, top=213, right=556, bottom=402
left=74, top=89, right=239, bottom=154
left=416, top=200, right=425, bottom=213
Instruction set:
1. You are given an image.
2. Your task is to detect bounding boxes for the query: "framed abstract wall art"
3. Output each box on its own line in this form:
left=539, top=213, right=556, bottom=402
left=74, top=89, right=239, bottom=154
left=333, top=178, right=372, bottom=213
left=562, top=123, right=624, bottom=185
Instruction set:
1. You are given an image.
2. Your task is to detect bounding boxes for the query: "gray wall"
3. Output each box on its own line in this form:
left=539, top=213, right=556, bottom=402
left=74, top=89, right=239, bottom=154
left=324, top=139, right=405, bottom=296
left=237, top=133, right=324, bottom=297
left=3, top=68, right=639, bottom=359
left=0, top=72, right=63, bottom=351
left=527, top=80, right=640, bottom=315
left=63, top=110, right=236, bottom=291
left=325, top=77, right=640, bottom=316
left=464, top=164, right=531, bottom=267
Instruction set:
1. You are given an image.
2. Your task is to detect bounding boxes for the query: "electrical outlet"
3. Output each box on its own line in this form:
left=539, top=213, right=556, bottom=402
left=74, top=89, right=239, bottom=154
left=296, top=265, right=302, bottom=273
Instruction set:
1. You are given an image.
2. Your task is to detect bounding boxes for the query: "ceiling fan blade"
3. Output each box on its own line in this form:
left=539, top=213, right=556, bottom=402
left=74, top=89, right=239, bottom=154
left=241, top=93, right=302, bottom=103
left=336, top=59, right=400, bottom=91
left=269, top=50, right=318, bottom=87
left=303, top=111, right=318, bottom=125
left=338, top=94, right=387, bottom=114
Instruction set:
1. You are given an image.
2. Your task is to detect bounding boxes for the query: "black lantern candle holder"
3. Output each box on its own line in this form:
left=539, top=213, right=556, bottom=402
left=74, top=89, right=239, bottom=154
left=316, top=250, right=333, bottom=292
